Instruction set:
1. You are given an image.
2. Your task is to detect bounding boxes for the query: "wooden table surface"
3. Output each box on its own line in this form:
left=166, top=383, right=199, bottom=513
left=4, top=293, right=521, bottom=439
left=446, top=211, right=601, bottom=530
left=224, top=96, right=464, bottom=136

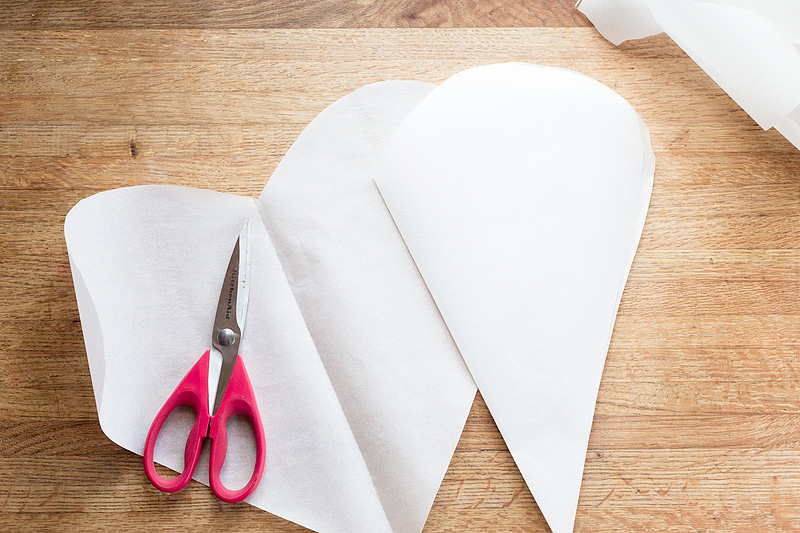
left=3, top=1, right=800, bottom=531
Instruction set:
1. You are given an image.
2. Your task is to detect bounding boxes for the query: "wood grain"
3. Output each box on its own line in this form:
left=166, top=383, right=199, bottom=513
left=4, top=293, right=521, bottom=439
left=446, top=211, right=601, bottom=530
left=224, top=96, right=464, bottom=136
left=1, top=0, right=590, bottom=29
left=2, top=11, right=800, bottom=533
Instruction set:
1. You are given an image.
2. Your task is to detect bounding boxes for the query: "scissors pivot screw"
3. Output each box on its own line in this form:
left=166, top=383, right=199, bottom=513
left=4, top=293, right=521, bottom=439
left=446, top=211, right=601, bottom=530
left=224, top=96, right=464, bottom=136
left=216, top=328, right=237, bottom=347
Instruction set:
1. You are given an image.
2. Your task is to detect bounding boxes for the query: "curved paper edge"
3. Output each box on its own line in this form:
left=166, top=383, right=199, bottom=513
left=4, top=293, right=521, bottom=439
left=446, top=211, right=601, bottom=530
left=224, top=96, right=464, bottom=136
left=64, top=241, right=106, bottom=418
left=578, top=0, right=662, bottom=45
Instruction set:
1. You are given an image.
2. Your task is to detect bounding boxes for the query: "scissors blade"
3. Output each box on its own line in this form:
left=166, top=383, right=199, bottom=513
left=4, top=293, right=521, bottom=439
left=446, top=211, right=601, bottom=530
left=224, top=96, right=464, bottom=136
left=209, top=221, right=253, bottom=415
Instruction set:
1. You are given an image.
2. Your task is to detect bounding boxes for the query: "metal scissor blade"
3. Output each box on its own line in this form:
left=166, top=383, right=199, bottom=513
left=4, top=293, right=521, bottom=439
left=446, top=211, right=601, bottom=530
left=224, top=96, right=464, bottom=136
left=236, top=220, right=252, bottom=338
left=209, top=221, right=253, bottom=415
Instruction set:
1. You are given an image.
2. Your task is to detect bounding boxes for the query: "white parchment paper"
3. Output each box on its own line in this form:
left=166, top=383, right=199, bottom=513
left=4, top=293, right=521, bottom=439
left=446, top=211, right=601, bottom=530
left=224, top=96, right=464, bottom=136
left=578, top=0, right=800, bottom=150
left=376, top=63, right=654, bottom=533
left=66, top=64, right=654, bottom=533
left=65, top=81, right=477, bottom=533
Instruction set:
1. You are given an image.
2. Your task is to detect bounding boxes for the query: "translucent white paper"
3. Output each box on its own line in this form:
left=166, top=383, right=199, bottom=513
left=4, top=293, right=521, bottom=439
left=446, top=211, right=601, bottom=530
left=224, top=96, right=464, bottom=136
left=66, top=64, right=654, bottom=533
left=578, top=0, right=800, bottom=150
left=376, top=63, right=654, bottom=533
left=65, top=81, right=477, bottom=533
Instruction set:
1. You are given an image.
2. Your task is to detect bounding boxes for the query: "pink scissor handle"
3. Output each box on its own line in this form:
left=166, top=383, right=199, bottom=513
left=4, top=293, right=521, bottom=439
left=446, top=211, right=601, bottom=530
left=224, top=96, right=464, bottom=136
left=208, top=354, right=266, bottom=503
left=143, top=351, right=212, bottom=493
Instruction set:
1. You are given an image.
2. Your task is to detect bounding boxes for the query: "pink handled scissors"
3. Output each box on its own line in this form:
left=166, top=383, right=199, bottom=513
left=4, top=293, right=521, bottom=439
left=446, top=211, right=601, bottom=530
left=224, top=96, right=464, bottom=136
left=144, top=222, right=265, bottom=503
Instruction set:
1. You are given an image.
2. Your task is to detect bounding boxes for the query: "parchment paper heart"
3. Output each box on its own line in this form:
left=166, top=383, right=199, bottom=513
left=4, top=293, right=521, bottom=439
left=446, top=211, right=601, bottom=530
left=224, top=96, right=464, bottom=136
left=65, top=63, right=653, bottom=533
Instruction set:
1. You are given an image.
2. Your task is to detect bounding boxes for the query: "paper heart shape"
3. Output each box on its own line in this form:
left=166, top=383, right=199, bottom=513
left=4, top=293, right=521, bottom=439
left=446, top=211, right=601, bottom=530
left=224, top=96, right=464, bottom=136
left=66, top=63, right=654, bottom=533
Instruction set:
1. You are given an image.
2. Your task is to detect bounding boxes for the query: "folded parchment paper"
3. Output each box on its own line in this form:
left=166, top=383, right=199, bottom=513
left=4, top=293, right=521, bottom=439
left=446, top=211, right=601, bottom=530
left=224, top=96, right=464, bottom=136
left=66, top=63, right=654, bottom=533
left=66, top=81, right=477, bottom=533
